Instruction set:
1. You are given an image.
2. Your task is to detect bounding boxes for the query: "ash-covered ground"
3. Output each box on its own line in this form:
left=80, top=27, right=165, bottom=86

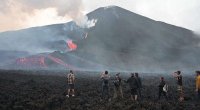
left=0, top=70, right=199, bottom=110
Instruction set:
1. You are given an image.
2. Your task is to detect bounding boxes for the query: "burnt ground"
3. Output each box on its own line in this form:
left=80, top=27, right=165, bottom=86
left=0, top=70, right=199, bottom=110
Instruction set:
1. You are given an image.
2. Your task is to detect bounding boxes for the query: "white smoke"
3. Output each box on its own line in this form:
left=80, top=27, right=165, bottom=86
left=76, top=16, right=98, bottom=28
left=0, top=0, right=97, bottom=32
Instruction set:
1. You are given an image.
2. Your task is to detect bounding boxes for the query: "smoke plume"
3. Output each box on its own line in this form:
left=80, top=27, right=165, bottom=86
left=0, top=0, right=97, bottom=32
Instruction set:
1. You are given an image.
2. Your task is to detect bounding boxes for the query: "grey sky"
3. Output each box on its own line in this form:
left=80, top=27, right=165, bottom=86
left=0, top=0, right=200, bottom=32
left=83, top=0, right=200, bottom=33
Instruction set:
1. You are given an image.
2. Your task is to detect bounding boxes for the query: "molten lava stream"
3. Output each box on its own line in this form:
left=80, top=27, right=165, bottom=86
left=16, top=56, right=47, bottom=67
left=48, top=55, right=76, bottom=69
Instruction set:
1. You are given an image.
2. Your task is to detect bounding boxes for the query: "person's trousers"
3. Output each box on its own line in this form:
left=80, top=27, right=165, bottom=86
left=102, top=85, right=110, bottom=100
left=198, top=89, right=200, bottom=100
left=158, top=88, right=167, bottom=99
left=113, top=86, right=123, bottom=99
left=137, top=88, right=142, bottom=99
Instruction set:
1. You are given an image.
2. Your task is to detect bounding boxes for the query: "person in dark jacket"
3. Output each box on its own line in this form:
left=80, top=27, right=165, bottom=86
left=126, top=73, right=139, bottom=101
left=135, top=73, right=142, bottom=99
left=158, top=77, right=168, bottom=100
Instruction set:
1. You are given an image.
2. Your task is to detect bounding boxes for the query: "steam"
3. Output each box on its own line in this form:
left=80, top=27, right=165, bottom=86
left=0, top=0, right=97, bottom=32
left=75, top=16, right=98, bottom=28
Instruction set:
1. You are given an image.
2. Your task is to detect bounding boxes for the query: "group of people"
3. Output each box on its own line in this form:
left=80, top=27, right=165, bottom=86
left=66, top=70, right=200, bottom=102
left=101, top=72, right=142, bottom=101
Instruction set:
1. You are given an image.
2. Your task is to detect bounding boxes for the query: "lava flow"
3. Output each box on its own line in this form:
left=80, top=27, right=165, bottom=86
left=48, top=55, right=76, bottom=69
left=16, top=56, right=47, bottom=67
left=67, top=40, right=77, bottom=51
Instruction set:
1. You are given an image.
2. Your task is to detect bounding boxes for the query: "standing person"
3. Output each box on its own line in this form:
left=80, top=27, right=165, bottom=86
left=158, top=77, right=168, bottom=100
left=172, top=71, right=183, bottom=91
left=125, top=73, right=139, bottom=101
left=66, top=70, right=75, bottom=97
left=135, top=73, right=142, bottom=99
left=101, top=71, right=111, bottom=101
left=113, top=73, right=123, bottom=99
left=195, top=71, right=200, bottom=100
left=172, top=71, right=184, bottom=101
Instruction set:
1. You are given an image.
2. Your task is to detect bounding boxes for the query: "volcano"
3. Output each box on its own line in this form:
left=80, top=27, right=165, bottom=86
left=1, top=6, right=200, bottom=72
left=72, top=6, right=200, bottom=72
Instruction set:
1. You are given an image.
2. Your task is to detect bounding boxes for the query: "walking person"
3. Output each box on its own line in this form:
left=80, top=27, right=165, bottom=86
left=135, top=73, right=142, bottom=100
left=158, top=77, right=168, bottom=100
left=101, top=71, right=111, bottom=101
left=125, top=73, right=139, bottom=101
left=113, top=73, right=123, bottom=99
left=66, top=70, right=75, bottom=97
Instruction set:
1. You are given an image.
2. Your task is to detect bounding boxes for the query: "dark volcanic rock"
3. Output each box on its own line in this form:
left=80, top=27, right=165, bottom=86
left=1, top=70, right=200, bottom=110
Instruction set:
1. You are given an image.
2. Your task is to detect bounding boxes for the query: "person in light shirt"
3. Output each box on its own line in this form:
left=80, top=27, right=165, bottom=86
left=66, top=70, right=75, bottom=97
left=101, top=71, right=111, bottom=101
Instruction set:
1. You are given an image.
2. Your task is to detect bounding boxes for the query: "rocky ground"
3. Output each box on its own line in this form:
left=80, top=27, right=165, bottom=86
left=0, top=70, right=199, bottom=110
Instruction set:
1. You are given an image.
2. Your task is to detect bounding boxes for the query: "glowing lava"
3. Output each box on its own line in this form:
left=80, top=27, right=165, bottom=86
left=67, top=40, right=77, bottom=51
left=16, top=56, right=47, bottom=67
left=48, top=55, right=76, bottom=69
